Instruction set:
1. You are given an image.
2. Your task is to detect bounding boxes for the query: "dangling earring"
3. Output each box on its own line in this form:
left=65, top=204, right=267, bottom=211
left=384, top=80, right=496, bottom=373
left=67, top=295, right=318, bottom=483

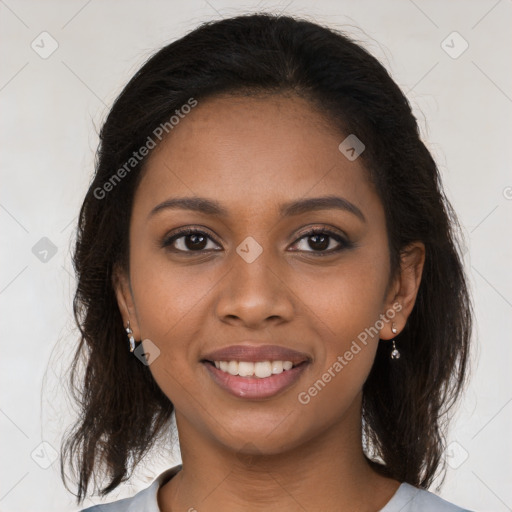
left=126, top=321, right=136, bottom=352
left=390, top=323, right=400, bottom=360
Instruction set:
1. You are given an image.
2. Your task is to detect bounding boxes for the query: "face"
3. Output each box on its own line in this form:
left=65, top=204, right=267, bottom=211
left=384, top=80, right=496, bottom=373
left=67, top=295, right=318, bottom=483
left=115, top=93, right=423, bottom=455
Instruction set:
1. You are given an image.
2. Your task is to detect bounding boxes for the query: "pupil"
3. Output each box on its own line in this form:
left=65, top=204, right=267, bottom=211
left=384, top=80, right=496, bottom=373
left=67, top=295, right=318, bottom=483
left=186, top=234, right=207, bottom=250
left=310, top=234, right=329, bottom=251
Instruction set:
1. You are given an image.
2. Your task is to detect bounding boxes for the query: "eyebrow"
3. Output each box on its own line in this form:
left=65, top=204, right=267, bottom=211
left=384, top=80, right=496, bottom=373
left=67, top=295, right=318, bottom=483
left=148, top=195, right=366, bottom=223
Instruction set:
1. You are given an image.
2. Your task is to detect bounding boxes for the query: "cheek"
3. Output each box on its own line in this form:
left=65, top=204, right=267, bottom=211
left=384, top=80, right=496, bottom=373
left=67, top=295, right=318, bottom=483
left=290, top=249, right=389, bottom=404
left=130, top=250, right=217, bottom=339
left=128, top=255, right=206, bottom=391
left=291, top=260, right=388, bottom=420
left=130, top=271, right=203, bottom=414
left=294, top=250, right=390, bottom=341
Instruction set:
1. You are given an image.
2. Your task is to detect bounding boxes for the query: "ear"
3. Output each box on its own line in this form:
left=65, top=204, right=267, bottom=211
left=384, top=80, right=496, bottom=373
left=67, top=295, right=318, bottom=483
left=379, top=241, right=425, bottom=340
left=112, top=264, right=141, bottom=340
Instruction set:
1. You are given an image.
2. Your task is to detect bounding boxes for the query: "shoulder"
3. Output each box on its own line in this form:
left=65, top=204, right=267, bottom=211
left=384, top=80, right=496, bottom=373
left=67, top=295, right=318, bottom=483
left=80, top=491, right=147, bottom=512
left=380, top=482, right=474, bottom=512
left=79, top=465, right=182, bottom=512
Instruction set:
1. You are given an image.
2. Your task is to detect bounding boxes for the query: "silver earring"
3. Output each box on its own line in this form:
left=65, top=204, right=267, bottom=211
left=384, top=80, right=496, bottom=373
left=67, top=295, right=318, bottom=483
left=126, top=321, right=136, bottom=352
left=390, top=323, right=400, bottom=360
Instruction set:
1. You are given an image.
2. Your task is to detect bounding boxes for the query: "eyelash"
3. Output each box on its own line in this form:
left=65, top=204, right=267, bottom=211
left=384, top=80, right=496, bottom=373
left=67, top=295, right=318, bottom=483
left=161, top=226, right=352, bottom=256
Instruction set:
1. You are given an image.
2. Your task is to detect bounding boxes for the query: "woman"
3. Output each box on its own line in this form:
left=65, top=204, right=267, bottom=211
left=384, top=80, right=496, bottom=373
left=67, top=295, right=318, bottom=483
left=61, top=12, right=473, bottom=512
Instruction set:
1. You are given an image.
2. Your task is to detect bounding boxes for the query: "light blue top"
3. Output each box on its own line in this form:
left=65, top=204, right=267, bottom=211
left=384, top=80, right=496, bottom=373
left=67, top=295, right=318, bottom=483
left=81, top=465, right=473, bottom=512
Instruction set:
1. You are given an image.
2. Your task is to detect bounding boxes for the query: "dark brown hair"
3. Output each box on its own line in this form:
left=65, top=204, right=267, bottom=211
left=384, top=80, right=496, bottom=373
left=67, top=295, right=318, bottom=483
left=61, top=12, right=472, bottom=504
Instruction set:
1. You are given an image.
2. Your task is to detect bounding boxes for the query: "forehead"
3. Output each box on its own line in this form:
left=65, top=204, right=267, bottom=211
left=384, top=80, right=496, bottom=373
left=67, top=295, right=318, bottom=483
left=135, top=93, right=379, bottom=218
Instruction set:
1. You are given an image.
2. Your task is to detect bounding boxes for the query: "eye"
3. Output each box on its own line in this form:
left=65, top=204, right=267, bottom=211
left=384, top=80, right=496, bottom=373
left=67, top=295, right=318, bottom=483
left=289, top=227, right=352, bottom=255
left=162, top=228, right=221, bottom=253
left=162, top=226, right=352, bottom=255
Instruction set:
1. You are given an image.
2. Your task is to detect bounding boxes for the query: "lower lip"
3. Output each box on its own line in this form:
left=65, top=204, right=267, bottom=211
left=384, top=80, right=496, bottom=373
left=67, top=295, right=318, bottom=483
left=203, top=362, right=309, bottom=399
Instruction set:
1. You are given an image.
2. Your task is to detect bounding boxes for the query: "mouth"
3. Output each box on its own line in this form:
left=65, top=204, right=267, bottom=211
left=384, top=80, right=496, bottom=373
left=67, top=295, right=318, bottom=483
left=200, top=344, right=311, bottom=399
left=202, top=359, right=306, bottom=378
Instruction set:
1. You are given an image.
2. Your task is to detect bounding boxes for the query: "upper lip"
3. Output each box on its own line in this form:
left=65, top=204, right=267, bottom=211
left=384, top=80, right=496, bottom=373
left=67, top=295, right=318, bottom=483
left=202, top=344, right=311, bottom=364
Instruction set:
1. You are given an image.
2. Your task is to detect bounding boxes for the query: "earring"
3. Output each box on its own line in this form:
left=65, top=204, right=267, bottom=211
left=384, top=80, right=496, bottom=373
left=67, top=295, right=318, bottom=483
left=126, top=321, right=136, bottom=352
left=390, top=323, right=400, bottom=360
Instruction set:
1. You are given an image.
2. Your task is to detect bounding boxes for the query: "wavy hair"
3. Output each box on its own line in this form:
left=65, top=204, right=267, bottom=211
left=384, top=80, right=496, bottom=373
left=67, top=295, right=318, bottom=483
left=60, top=12, right=472, bottom=503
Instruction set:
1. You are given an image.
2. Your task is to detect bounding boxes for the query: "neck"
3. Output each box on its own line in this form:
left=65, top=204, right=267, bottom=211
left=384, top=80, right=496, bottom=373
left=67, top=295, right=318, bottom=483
left=158, top=394, right=400, bottom=512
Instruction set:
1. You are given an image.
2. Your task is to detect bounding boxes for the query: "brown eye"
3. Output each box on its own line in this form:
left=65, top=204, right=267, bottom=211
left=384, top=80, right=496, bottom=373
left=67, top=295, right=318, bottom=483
left=290, top=228, right=352, bottom=255
left=182, top=232, right=208, bottom=250
left=307, top=233, right=330, bottom=251
left=162, top=228, right=221, bottom=253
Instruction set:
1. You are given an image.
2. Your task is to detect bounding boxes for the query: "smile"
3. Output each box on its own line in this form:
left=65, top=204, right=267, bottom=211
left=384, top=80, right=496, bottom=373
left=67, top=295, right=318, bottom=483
left=212, top=360, right=295, bottom=378
left=202, top=359, right=309, bottom=399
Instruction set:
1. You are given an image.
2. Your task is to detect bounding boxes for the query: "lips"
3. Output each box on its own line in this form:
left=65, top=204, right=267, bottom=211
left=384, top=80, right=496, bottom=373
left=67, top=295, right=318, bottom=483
left=201, top=344, right=311, bottom=399
left=201, top=344, right=311, bottom=365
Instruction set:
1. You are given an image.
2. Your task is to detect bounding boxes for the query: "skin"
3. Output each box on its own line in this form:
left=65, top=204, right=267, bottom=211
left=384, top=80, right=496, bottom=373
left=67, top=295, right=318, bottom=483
left=114, top=93, right=425, bottom=512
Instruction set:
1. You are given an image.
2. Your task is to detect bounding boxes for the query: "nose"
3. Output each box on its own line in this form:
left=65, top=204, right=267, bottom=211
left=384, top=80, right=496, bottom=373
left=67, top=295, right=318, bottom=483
left=214, top=248, right=295, bottom=329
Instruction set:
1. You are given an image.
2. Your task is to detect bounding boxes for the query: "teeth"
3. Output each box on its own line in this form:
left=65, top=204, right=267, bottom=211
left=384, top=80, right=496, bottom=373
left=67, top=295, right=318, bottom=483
left=271, top=361, right=283, bottom=374
left=238, top=361, right=254, bottom=377
left=254, top=361, right=272, bottom=378
left=227, top=360, right=238, bottom=376
left=212, top=360, right=297, bottom=378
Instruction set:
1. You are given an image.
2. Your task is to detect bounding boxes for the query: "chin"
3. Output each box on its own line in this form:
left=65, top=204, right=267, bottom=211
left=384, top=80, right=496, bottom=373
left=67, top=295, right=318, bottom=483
left=213, top=415, right=309, bottom=455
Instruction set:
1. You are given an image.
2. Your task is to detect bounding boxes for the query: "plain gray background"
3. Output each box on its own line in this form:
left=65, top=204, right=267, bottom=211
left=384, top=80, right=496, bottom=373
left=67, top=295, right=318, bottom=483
left=1, top=1, right=511, bottom=511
